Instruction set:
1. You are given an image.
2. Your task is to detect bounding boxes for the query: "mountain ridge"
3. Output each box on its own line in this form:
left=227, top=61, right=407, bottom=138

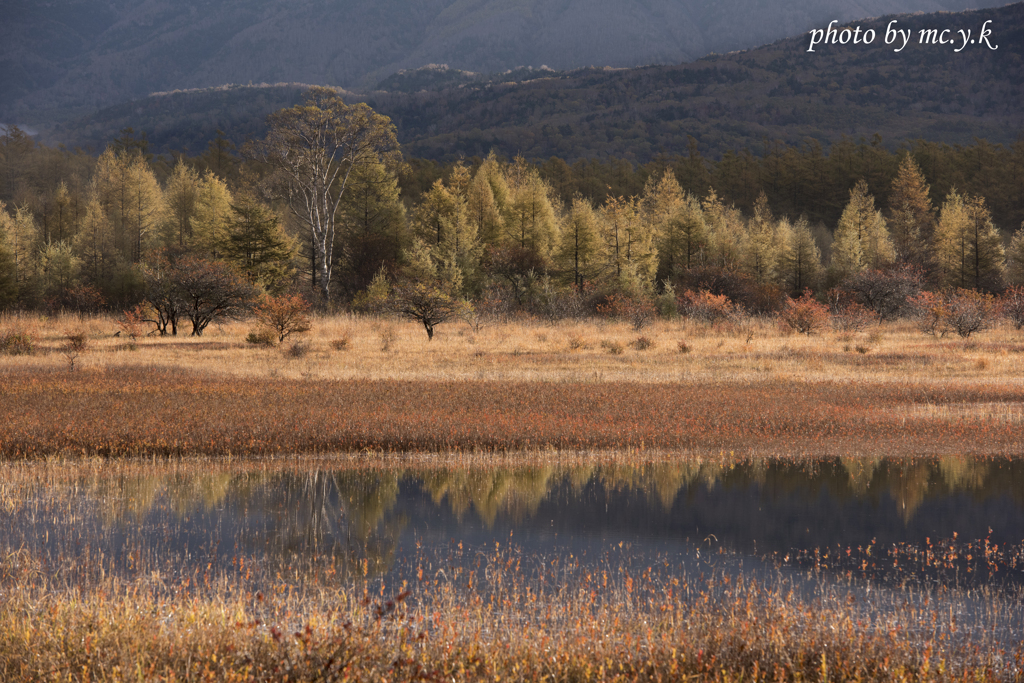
left=0, top=0, right=1010, bottom=123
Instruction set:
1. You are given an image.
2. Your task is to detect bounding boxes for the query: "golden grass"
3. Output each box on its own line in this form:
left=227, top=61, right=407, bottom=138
left=3, top=311, right=1023, bottom=386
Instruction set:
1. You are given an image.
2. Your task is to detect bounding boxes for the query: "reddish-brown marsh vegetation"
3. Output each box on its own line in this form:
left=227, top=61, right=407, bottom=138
left=2, top=366, right=1024, bottom=458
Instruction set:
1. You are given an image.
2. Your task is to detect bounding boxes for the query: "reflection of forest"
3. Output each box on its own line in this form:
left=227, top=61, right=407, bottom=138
left=8, top=456, right=1024, bottom=581
left=64, top=455, right=1024, bottom=531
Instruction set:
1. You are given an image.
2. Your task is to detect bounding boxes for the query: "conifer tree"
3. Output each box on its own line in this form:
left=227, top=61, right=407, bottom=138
left=73, top=197, right=117, bottom=289
left=741, top=192, right=779, bottom=284
left=934, top=190, right=1005, bottom=290
left=659, top=195, right=707, bottom=278
left=701, top=189, right=744, bottom=270
left=779, top=216, right=823, bottom=294
left=162, top=159, right=200, bottom=248
left=466, top=164, right=504, bottom=247
left=505, top=168, right=558, bottom=258
left=192, top=172, right=233, bottom=254
left=887, top=154, right=935, bottom=272
left=335, top=158, right=408, bottom=295
left=554, top=196, right=602, bottom=291
left=601, top=195, right=656, bottom=293
left=0, top=202, right=38, bottom=297
left=1007, top=227, right=1024, bottom=286
left=830, top=180, right=893, bottom=282
left=221, top=197, right=296, bottom=294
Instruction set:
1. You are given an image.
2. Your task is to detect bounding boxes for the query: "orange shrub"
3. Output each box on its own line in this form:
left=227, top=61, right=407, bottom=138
left=779, top=289, right=829, bottom=335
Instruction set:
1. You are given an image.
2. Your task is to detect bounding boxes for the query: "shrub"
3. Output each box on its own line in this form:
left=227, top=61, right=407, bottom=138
left=596, top=294, right=656, bottom=331
left=945, top=289, right=1000, bottom=338
left=909, top=289, right=999, bottom=338
left=566, top=333, right=588, bottom=351
left=379, top=326, right=396, bottom=352
left=600, top=339, right=624, bottom=355
left=827, top=290, right=878, bottom=333
left=0, top=329, right=35, bottom=355
left=330, top=336, right=351, bottom=351
left=118, top=305, right=147, bottom=345
left=678, top=289, right=736, bottom=324
left=1002, top=286, right=1024, bottom=330
left=631, top=336, right=655, bottom=351
left=285, top=341, right=310, bottom=358
left=677, top=340, right=691, bottom=354
left=246, top=328, right=278, bottom=347
left=780, top=289, right=830, bottom=335
left=255, top=294, right=312, bottom=344
left=60, top=329, right=88, bottom=371
left=842, top=265, right=923, bottom=320
left=908, top=291, right=949, bottom=336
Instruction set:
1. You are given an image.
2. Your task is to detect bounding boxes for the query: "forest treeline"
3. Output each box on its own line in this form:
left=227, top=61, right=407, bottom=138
left=1, top=120, right=1023, bottom=326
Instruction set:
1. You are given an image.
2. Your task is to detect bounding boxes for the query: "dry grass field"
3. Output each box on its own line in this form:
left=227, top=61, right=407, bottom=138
left=1, top=311, right=1023, bottom=458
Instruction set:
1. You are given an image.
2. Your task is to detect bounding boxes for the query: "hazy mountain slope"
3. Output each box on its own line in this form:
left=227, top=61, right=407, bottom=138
left=48, top=4, right=1024, bottom=164
left=0, top=0, right=1009, bottom=123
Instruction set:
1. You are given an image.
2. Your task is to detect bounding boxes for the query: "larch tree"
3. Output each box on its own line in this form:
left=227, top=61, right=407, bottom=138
left=741, top=192, right=779, bottom=284
left=93, top=148, right=163, bottom=262
left=658, top=193, right=707, bottom=278
left=554, top=195, right=602, bottom=292
left=934, top=190, right=1005, bottom=291
left=829, top=179, right=893, bottom=283
left=600, top=195, right=656, bottom=294
left=73, top=197, right=116, bottom=288
left=0, top=202, right=38, bottom=297
left=504, top=168, right=558, bottom=258
left=248, top=86, right=400, bottom=303
left=779, top=216, right=823, bottom=295
left=192, top=172, right=234, bottom=254
left=701, top=189, right=744, bottom=270
left=162, top=159, right=200, bottom=248
left=887, top=154, right=935, bottom=272
left=466, top=162, right=505, bottom=247
left=1007, top=226, right=1024, bottom=285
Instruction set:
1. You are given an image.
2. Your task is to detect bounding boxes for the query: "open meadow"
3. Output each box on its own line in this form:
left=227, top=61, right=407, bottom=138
left=2, top=312, right=1024, bottom=681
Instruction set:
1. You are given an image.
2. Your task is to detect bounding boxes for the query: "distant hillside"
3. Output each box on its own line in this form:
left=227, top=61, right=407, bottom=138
left=45, top=4, right=1024, bottom=163
left=0, top=0, right=1009, bottom=124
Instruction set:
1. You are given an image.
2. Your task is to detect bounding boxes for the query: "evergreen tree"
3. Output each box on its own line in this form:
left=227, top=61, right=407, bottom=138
left=934, top=190, right=1005, bottom=291
left=335, top=159, right=408, bottom=296
left=221, top=197, right=296, bottom=294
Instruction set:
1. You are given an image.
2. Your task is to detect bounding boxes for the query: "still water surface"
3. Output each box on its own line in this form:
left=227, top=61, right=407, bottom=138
left=5, top=456, right=1024, bottom=591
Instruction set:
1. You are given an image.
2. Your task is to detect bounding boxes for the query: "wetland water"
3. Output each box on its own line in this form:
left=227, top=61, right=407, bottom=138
left=5, top=456, right=1024, bottom=592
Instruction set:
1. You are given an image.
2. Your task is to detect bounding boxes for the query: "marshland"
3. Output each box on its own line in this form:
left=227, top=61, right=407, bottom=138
left=2, top=311, right=1024, bottom=681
